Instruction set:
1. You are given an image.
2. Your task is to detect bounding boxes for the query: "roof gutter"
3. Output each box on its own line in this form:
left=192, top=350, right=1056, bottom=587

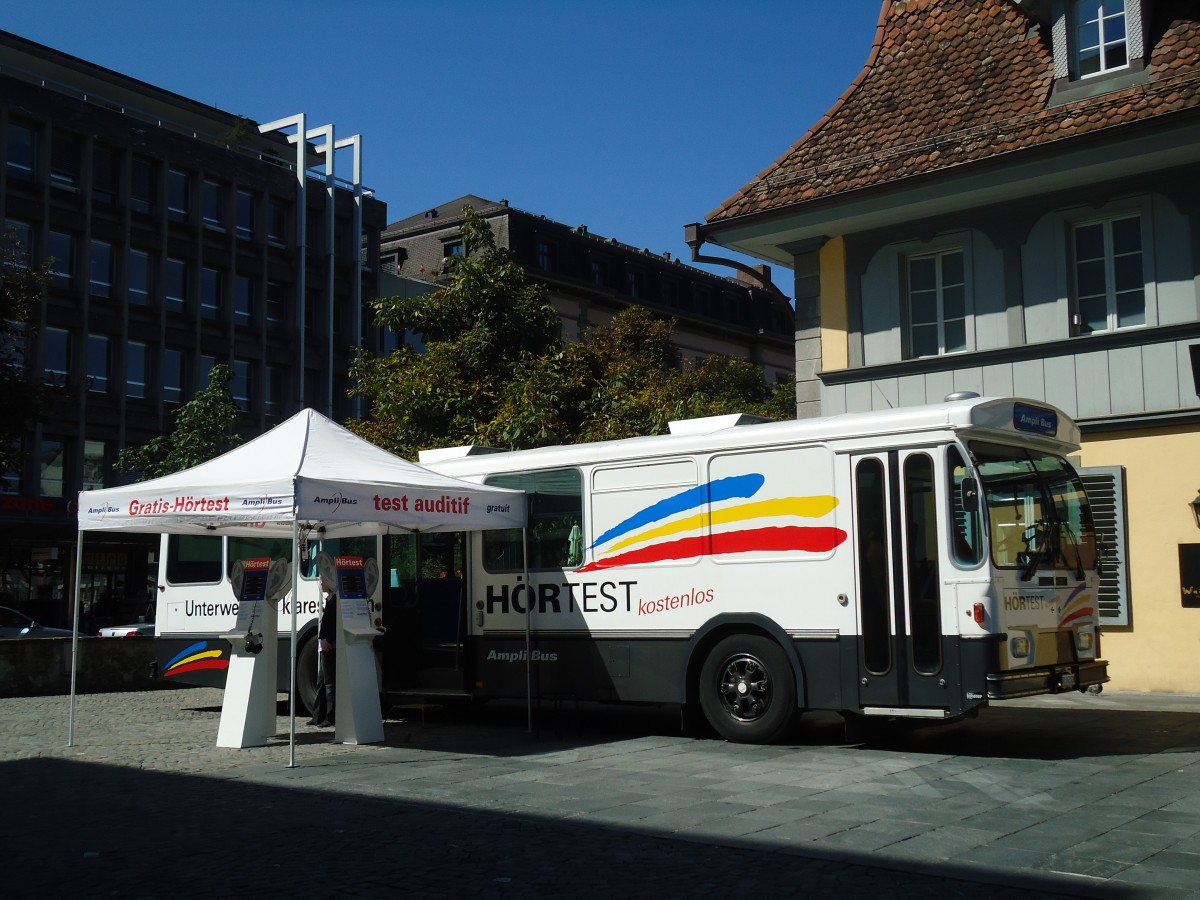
left=683, top=222, right=790, bottom=301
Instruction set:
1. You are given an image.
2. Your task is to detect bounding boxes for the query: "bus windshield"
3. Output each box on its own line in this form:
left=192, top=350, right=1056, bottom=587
left=969, top=441, right=1098, bottom=579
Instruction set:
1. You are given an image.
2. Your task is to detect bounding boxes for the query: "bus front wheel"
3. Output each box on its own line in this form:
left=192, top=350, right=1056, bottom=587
left=699, top=634, right=796, bottom=743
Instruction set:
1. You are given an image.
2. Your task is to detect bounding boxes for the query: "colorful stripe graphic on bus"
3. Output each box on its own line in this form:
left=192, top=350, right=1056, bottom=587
left=162, top=641, right=228, bottom=677
left=580, top=473, right=847, bottom=572
left=1058, top=584, right=1096, bottom=627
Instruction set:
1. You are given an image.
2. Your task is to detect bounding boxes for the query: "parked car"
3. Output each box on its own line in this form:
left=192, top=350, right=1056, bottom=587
left=97, top=622, right=154, bottom=637
left=0, top=605, right=76, bottom=639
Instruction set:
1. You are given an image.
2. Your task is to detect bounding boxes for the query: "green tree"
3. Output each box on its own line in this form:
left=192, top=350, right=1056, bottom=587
left=0, top=228, right=54, bottom=478
left=351, top=206, right=795, bottom=455
left=115, top=364, right=243, bottom=479
left=349, top=206, right=560, bottom=457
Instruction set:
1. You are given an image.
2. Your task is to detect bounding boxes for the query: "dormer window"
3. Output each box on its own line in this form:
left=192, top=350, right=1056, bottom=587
left=1074, top=0, right=1127, bottom=78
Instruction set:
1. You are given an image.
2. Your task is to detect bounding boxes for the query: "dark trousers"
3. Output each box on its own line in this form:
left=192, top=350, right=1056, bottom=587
left=310, top=649, right=335, bottom=724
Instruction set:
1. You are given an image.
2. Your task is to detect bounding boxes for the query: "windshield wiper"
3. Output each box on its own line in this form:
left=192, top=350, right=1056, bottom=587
left=1021, top=519, right=1058, bottom=582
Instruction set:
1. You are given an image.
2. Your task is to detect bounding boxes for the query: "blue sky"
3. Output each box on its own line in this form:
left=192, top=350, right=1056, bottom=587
left=4, top=1, right=882, bottom=284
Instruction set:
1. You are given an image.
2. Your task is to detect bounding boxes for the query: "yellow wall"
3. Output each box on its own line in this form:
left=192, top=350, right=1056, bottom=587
left=819, top=236, right=849, bottom=372
left=1077, top=425, right=1200, bottom=693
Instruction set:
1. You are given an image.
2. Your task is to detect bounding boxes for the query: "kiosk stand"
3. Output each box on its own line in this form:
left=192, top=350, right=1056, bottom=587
left=217, top=558, right=290, bottom=748
left=317, top=551, right=385, bottom=744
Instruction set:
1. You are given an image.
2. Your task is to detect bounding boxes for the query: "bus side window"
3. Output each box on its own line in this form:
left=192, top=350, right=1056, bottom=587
left=948, top=446, right=983, bottom=566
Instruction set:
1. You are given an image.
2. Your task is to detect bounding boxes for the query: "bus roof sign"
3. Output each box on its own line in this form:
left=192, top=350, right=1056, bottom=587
left=1013, top=403, right=1059, bottom=436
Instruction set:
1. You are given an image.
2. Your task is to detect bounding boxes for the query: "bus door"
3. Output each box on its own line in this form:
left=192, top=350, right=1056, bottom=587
left=383, top=531, right=469, bottom=693
left=852, top=449, right=949, bottom=712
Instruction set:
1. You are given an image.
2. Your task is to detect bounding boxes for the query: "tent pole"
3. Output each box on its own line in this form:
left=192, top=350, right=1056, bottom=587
left=67, top=527, right=85, bottom=746
left=288, top=519, right=300, bottom=767
left=523, top=525, right=532, bottom=734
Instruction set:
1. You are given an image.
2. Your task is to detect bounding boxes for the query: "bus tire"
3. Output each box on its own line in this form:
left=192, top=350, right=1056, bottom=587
left=698, top=634, right=796, bottom=743
left=296, top=635, right=319, bottom=715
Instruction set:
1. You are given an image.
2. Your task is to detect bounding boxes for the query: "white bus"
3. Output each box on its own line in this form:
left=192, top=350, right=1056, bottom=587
left=411, top=395, right=1107, bottom=742
left=154, top=395, right=1108, bottom=742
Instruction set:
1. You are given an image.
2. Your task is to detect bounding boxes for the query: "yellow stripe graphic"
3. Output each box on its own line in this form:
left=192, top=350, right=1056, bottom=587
left=171, top=649, right=224, bottom=669
left=606, top=496, right=839, bottom=553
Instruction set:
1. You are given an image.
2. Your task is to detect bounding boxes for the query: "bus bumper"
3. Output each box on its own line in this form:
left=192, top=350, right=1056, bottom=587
left=986, top=659, right=1109, bottom=700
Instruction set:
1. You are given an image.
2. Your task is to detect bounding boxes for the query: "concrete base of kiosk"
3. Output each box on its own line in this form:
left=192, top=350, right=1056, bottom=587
left=334, top=627, right=384, bottom=745
left=217, top=601, right=279, bottom=749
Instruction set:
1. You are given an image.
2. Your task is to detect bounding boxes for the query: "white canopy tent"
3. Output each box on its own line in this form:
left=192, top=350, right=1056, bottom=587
left=70, top=409, right=527, bottom=760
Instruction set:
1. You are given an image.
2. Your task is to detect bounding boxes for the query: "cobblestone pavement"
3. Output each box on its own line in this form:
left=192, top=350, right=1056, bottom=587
left=4, top=687, right=1200, bottom=899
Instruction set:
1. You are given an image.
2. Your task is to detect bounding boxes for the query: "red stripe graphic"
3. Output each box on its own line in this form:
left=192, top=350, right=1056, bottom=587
left=165, top=659, right=229, bottom=677
left=1060, top=606, right=1094, bottom=627
left=578, top=526, right=847, bottom=572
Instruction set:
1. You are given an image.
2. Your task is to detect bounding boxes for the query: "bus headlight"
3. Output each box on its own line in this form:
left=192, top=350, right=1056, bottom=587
left=1075, top=629, right=1094, bottom=652
left=1009, top=634, right=1031, bottom=660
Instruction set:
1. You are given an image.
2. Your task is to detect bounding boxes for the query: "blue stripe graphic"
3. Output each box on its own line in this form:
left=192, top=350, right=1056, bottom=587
left=165, top=641, right=208, bottom=669
left=590, top=473, right=765, bottom=548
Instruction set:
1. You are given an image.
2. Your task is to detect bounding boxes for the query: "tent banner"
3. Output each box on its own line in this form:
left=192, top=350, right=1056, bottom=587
left=296, top=478, right=526, bottom=530
left=78, top=485, right=296, bottom=531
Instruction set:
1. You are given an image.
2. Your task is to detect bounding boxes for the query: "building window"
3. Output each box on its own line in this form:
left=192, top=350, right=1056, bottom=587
left=50, top=131, right=82, bottom=190
left=89, top=240, right=113, bottom=298
left=265, top=364, right=281, bottom=415
left=165, top=258, right=188, bottom=312
left=234, top=274, right=254, bottom=325
left=443, top=240, right=464, bottom=258
left=267, top=199, right=288, bottom=243
left=202, top=180, right=224, bottom=229
left=627, top=271, right=644, bottom=299
left=236, top=190, right=255, bottom=240
left=43, top=327, right=70, bottom=382
left=591, top=259, right=609, bottom=288
left=130, top=156, right=156, bottom=214
left=1073, top=214, right=1143, bottom=333
left=5, top=219, right=33, bottom=265
left=167, top=169, right=190, bottom=223
left=47, top=232, right=74, bottom=289
left=266, top=280, right=288, bottom=325
left=82, top=440, right=106, bottom=491
left=128, top=249, right=152, bottom=306
left=1074, top=0, right=1128, bottom=78
left=201, top=267, right=222, bottom=320
left=232, top=359, right=250, bottom=411
left=92, top=144, right=118, bottom=207
left=87, top=334, right=109, bottom=393
left=126, top=341, right=147, bottom=399
left=5, top=122, right=35, bottom=181
left=163, top=348, right=183, bottom=404
left=40, top=439, right=65, bottom=497
left=537, top=241, right=556, bottom=272
left=907, top=248, right=968, bottom=358
left=662, top=279, right=679, bottom=308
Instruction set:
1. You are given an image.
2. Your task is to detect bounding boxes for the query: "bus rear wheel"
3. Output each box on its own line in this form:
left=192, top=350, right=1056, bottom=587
left=296, top=635, right=319, bottom=715
left=698, top=634, right=796, bottom=743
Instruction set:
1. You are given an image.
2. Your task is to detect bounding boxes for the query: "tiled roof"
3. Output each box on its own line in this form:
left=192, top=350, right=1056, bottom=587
left=708, top=0, right=1200, bottom=224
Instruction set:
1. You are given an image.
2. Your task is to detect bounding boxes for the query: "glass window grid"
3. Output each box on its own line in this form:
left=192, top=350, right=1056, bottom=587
left=43, top=327, right=70, bottom=381
left=126, top=341, right=147, bottom=399
left=1073, top=214, right=1144, bottom=333
left=87, top=334, right=109, bottom=393
left=5, top=122, right=35, bottom=181
left=906, top=248, right=967, bottom=358
left=89, top=240, right=113, bottom=298
left=1075, top=0, right=1128, bottom=78
left=167, top=169, right=190, bottom=222
left=82, top=440, right=106, bottom=491
left=40, top=439, right=65, bottom=497
left=163, top=348, right=183, bottom=404
left=128, top=249, right=152, bottom=306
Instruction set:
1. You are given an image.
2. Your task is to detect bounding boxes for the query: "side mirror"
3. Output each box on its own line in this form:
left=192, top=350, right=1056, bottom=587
left=961, top=477, right=979, bottom=514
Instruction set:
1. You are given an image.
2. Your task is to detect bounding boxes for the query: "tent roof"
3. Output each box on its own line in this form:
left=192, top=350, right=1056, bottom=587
left=77, top=409, right=526, bottom=536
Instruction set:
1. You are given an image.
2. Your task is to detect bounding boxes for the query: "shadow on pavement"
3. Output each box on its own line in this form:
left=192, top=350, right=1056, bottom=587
left=3, top=755, right=1134, bottom=899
